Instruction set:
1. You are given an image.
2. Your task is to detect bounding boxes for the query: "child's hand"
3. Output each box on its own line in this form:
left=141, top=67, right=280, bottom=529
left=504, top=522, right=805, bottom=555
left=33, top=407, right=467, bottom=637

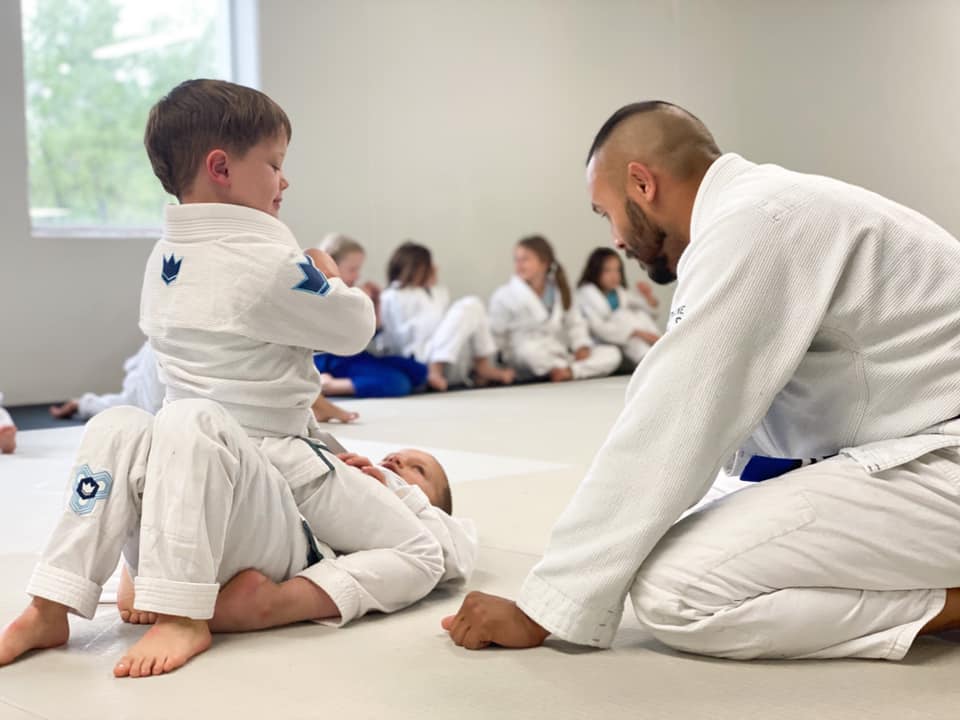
left=574, top=346, right=591, bottom=361
left=337, top=453, right=386, bottom=484
left=632, top=329, right=661, bottom=345
left=635, top=281, right=659, bottom=308
left=304, top=248, right=340, bottom=279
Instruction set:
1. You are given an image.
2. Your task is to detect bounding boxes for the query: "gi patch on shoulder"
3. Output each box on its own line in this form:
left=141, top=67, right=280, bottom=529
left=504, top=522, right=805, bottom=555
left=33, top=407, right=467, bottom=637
left=69, top=464, right=113, bottom=516
left=162, top=254, right=183, bottom=285
left=293, top=255, right=331, bottom=296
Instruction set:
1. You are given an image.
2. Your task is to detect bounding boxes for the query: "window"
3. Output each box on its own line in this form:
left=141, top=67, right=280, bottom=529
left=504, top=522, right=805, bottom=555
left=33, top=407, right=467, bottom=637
left=20, top=0, right=245, bottom=236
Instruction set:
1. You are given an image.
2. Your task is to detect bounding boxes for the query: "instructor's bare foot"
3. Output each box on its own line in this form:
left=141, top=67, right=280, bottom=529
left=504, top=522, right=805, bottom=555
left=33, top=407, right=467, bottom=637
left=117, top=566, right=156, bottom=625
left=0, top=426, right=15, bottom=455
left=549, top=367, right=573, bottom=383
left=49, top=400, right=79, bottom=420
left=210, top=569, right=276, bottom=633
left=114, top=615, right=211, bottom=678
left=0, top=598, right=69, bottom=666
left=311, top=394, right=359, bottom=424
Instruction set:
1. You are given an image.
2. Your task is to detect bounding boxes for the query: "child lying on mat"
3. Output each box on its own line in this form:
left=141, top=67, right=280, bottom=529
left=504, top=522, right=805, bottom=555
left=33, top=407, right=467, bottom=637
left=118, top=446, right=477, bottom=632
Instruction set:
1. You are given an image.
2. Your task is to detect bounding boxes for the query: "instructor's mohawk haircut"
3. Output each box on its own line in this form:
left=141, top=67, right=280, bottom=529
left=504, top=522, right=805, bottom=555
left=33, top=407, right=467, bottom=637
left=585, top=100, right=715, bottom=165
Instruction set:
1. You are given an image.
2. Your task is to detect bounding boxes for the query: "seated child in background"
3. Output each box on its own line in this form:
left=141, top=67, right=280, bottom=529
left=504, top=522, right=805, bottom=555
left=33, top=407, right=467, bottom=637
left=489, top=235, right=621, bottom=382
left=379, top=241, right=515, bottom=391
left=50, top=340, right=164, bottom=420
left=576, top=247, right=662, bottom=367
left=0, top=393, right=16, bottom=455
left=0, top=79, right=440, bottom=679
left=313, top=233, right=429, bottom=398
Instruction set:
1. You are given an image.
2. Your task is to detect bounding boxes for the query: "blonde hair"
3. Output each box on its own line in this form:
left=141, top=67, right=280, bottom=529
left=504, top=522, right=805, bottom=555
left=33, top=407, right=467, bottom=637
left=318, top=233, right=365, bottom=264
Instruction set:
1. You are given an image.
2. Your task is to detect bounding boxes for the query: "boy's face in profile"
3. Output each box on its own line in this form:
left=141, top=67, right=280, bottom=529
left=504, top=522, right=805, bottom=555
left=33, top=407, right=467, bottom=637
left=222, top=132, right=290, bottom=217
left=381, top=449, right=447, bottom=507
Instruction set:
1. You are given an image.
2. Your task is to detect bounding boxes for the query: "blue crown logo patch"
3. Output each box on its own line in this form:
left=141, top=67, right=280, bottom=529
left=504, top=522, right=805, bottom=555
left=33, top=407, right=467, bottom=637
left=161, top=254, right=183, bottom=285
left=293, top=255, right=331, bottom=296
left=68, top=464, right=113, bottom=516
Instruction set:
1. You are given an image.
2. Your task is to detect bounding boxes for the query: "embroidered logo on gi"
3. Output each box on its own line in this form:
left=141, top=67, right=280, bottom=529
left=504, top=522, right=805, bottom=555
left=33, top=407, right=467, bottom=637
left=68, top=464, right=113, bottom=516
left=669, top=304, right=686, bottom=326
left=161, top=254, right=183, bottom=285
left=293, top=255, right=331, bottom=296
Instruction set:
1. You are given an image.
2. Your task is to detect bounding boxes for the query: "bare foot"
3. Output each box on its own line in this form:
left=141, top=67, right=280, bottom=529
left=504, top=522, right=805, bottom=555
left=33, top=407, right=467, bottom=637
left=0, top=598, right=70, bottom=666
left=319, top=376, right=357, bottom=397
left=49, top=400, right=79, bottom=420
left=473, top=359, right=516, bottom=386
left=0, top=426, right=15, bottom=455
left=549, top=367, right=574, bottom=383
left=117, top=566, right=157, bottom=625
left=114, top=615, right=211, bottom=678
left=427, top=364, right=448, bottom=392
left=311, top=394, right=359, bottom=424
left=921, top=587, right=960, bottom=634
left=210, top=569, right=276, bottom=633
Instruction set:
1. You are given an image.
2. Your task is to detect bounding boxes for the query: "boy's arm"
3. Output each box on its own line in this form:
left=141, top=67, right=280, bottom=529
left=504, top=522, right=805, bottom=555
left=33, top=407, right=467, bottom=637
left=240, top=246, right=376, bottom=355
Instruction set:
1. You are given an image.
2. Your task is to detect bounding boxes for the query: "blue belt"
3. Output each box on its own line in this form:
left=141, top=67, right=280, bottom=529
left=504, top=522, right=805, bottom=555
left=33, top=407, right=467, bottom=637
left=740, top=454, right=835, bottom=482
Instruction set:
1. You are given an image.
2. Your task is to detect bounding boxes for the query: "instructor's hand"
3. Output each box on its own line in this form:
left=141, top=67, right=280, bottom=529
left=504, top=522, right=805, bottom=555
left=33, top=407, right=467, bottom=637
left=441, top=592, right=549, bottom=650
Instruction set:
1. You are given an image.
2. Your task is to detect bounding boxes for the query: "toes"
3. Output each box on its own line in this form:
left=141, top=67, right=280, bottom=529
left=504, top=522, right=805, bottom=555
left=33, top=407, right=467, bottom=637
left=114, top=657, right=132, bottom=677
left=153, top=656, right=166, bottom=675
left=119, top=610, right=131, bottom=623
left=140, top=656, right=156, bottom=677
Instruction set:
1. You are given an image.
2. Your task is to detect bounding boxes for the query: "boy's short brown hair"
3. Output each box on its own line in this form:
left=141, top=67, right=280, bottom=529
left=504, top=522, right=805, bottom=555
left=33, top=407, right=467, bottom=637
left=144, top=79, right=292, bottom=200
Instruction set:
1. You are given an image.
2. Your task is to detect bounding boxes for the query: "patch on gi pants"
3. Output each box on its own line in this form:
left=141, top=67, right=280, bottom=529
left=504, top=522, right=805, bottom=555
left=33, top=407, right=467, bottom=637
left=69, top=464, right=113, bottom=515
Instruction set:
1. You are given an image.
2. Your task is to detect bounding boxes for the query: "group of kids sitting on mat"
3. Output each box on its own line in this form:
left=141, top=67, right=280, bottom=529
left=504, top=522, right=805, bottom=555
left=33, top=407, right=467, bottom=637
left=0, top=78, right=658, bottom=679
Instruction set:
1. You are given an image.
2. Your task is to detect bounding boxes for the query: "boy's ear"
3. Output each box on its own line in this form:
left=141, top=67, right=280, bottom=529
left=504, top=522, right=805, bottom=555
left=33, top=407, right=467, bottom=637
left=205, top=149, right=230, bottom=187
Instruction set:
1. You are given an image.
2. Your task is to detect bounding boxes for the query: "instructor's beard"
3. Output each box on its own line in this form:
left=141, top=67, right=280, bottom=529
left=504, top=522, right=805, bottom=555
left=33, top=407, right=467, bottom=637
left=624, top=198, right=676, bottom=285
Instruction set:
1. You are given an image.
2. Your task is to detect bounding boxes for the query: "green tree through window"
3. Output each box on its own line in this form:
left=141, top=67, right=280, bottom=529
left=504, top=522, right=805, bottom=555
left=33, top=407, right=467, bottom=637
left=21, top=0, right=230, bottom=232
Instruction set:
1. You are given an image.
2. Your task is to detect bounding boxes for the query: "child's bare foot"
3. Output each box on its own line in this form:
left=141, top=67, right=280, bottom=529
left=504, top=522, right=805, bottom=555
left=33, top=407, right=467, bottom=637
left=49, top=400, right=79, bottom=419
left=473, top=359, right=516, bottom=386
left=319, top=376, right=357, bottom=397
left=210, top=569, right=276, bottom=632
left=0, top=598, right=70, bottom=666
left=117, top=566, right=156, bottom=625
left=0, top=426, right=15, bottom=455
left=549, top=367, right=574, bottom=383
left=427, top=364, right=448, bottom=392
left=311, top=394, right=359, bottom=424
left=114, top=615, right=211, bottom=678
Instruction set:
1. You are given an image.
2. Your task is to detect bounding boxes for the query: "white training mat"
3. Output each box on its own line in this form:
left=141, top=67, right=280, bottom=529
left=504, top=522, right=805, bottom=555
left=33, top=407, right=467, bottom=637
left=1, top=380, right=958, bottom=720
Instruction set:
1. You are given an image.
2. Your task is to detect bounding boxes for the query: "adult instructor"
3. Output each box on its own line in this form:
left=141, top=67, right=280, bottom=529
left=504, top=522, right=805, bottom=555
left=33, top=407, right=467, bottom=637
left=443, top=101, right=960, bottom=660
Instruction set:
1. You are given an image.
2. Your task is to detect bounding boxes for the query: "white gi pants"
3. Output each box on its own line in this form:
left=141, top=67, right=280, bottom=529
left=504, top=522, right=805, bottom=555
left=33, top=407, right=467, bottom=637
left=511, top=339, right=621, bottom=380
left=631, top=449, right=960, bottom=660
left=424, top=297, right=499, bottom=384
left=28, top=401, right=309, bottom=620
left=623, top=336, right=654, bottom=366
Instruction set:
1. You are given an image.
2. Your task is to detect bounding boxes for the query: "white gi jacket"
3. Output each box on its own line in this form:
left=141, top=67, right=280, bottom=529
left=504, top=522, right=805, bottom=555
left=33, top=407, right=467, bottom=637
left=575, top=284, right=660, bottom=346
left=488, top=275, right=594, bottom=360
left=378, top=283, right=451, bottom=362
left=517, top=153, right=960, bottom=647
left=140, top=203, right=375, bottom=438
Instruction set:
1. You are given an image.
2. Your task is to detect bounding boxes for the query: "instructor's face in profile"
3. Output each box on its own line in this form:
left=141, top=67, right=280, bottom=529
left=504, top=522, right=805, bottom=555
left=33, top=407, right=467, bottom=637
left=587, top=159, right=676, bottom=285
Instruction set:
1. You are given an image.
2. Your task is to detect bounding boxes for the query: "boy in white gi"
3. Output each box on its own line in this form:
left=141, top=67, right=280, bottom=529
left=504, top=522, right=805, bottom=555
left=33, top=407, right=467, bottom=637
left=444, top=101, right=960, bottom=660
left=0, top=79, right=448, bottom=678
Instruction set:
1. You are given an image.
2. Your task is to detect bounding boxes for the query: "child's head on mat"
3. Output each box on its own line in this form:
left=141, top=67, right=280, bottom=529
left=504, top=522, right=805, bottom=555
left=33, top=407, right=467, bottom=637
left=318, top=233, right=365, bottom=287
left=387, top=241, right=435, bottom=288
left=144, top=78, right=291, bottom=215
left=578, top=247, right=626, bottom=293
left=381, top=449, right=452, bottom=514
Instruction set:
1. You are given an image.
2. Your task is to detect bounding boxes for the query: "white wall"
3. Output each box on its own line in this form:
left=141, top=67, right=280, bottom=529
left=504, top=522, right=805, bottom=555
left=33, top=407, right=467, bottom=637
left=4, top=0, right=960, bottom=404
left=259, top=0, right=960, bottom=315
